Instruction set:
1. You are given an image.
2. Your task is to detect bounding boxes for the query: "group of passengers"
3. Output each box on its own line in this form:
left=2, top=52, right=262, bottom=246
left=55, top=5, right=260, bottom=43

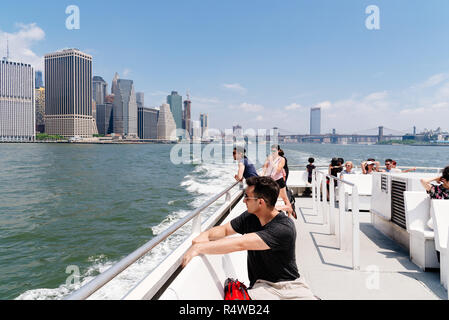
left=182, top=145, right=315, bottom=300
left=182, top=146, right=449, bottom=300
left=233, top=145, right=296, bottom=220
left=322, top=157, right=417, bottom=177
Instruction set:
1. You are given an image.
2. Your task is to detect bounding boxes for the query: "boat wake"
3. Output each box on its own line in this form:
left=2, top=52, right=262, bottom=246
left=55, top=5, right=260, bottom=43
left=15, top=162, right=236, bottom=300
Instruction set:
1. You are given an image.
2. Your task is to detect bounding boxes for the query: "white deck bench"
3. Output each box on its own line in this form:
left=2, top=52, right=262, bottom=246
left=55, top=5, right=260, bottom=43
left=404, top=192, right=439, bottom=270
left=342, top=174, right=372, bottom=211
left=159, top=250, right=249, bottom=300
left=287, top=171, right=312, bottom=195
left=431, top=200, right=449, bottom=290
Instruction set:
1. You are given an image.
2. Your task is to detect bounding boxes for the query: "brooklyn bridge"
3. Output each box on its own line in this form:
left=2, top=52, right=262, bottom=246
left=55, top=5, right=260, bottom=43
left=278, top=126, right=410, bottom=144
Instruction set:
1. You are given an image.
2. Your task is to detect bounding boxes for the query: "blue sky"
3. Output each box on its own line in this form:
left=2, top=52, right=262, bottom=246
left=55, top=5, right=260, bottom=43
left=1, top=0, right=449, bottom=133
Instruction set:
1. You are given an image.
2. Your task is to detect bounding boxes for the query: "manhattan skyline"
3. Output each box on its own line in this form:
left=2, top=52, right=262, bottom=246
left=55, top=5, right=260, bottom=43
left=1, top=1, right=449, bottom=133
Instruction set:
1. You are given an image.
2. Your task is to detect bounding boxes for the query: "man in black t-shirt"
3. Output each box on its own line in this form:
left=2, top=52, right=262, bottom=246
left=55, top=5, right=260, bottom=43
left=182, top=176, right=317, bottom=299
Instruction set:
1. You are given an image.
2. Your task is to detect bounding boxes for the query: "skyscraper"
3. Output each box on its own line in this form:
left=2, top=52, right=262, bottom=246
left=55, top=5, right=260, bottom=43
left=183, top=92, right=192, bottom=138
left=112, top=78, right=138, bottom=138
left=136, top=92, right=145, bottom=109
left=44, top=49, right=98, bottom=138
left=0, top=59, right=35, bottom=142
left=35, top=87, right=45, bottom=133
left=96, top=103, right=113, bottom=136
left=35, top=71, right=44, bottom=89
left=200, top=113, right=208, bottom=138
left=93, top=76, right=107, bottom=105
left=310, top=107, right=321, bottom=135
left=138, top=107, right=159, bottom=139
left=157, top=103, right=177, bottom=141
left=167, top=91, right=183, bottom=130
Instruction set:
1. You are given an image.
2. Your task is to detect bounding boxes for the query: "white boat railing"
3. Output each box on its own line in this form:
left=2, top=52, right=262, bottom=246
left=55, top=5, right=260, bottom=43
left=312, top=169, right=360, bottom=270
left=65, top=180, right=243, bottom=300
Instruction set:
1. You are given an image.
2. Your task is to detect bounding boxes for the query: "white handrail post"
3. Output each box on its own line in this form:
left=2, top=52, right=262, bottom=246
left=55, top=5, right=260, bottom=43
left=322, top=174, right=328, bottom=225
left=192, top=214, right=202, bottom=237
left=317, top=173, right=323, bottom=220
left=352, top=185, right=360, bottom=270
left=338, top=180, right=345, bottom=250
left=329, top=177, right=335, bottom=235
left=312, top=170, right=317, bottom=215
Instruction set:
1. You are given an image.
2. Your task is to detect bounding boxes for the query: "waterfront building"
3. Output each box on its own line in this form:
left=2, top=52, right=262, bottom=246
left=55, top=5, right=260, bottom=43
left=310, top=107, right=321, bottom=135
left=35, top=71, right=43, bottom=89
left=44, top=49, right=98, bottom=138
left=0, top=59, right=35, bottom=142
left=167, top=91, right=183, bottom=130
left=93, top=76, right=107, bottom=105
left=200, top=113, right=209, bottom=138
left=138, top=107, right=159, bottom=139
left=112, top=78, right=138, bottom=138
left=157, top=103, right=176, bottom=141
left=183, top=93, right=191, bottom=138
left=191, top=120, right=201, bottom=140
left=35, top=87, right=45, bottom=133
left=136, top=92, right=144, bottom=109
left=96, top=103, right=113, bottom=136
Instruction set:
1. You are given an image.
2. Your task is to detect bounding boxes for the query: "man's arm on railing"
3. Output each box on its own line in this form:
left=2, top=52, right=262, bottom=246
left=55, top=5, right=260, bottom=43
left=192, top=222, right=237, bottom=244
left=183, top=233, right=269, bottom=267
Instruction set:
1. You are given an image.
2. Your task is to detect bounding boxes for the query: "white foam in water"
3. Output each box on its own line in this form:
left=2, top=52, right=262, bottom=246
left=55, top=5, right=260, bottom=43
left=16, top=161, right=237, bottom=300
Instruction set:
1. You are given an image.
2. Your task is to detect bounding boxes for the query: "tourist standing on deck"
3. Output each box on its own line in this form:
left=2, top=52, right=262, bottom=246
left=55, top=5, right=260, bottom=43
left=263, top=145, right=295, bottom=219
left=233, top=147, right=259, bottom=182
left=182, top=176, right=317, bottom=300
left=278, top=149, right=289, bottom=184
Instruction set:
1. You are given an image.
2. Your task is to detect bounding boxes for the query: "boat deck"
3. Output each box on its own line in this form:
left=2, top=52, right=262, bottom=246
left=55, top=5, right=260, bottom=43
left=294, top=197, right=446, bottom=300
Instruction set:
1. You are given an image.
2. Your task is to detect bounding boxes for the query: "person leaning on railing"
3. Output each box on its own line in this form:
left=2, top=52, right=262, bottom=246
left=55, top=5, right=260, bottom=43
left=182, top=176, right=318, bottom=300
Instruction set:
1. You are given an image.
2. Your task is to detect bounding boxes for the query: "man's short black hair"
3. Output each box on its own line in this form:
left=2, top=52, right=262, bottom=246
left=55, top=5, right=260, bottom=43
left=246, top=176, right=280, bottom=208
left=308, top=157, right=315, bottom=164
left=385, top=158, right=393, bottom=163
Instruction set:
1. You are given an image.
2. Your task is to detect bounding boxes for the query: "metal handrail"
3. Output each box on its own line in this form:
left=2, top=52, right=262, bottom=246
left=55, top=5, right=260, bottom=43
left=66, top=180, right=241, bottom=300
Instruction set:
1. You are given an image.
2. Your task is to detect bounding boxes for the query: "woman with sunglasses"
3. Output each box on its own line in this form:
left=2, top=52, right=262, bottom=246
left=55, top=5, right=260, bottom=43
left=262, top=145, right=296, bottom=219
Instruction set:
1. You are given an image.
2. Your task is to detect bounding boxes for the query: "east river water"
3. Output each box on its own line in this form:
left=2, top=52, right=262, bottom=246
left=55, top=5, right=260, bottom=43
left=1, top=143, right=448, bottom=299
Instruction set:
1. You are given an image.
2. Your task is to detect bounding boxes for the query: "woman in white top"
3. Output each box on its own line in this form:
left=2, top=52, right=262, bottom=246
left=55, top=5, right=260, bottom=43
left=263, top=145, right=295, bottom=219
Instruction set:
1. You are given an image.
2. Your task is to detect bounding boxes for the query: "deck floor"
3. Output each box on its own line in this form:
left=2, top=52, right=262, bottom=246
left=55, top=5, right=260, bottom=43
left=293, top=197, right=446, bottom=300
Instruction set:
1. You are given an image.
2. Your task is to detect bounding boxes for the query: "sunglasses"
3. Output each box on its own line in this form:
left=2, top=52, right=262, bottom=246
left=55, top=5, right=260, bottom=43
left=243, top=193, right=259, bottom=201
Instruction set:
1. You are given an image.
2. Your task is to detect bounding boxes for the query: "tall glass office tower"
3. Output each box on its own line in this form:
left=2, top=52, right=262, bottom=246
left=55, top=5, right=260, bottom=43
left=93, top=76, right=107, bottom=105
left=310, top=107, right=321, bottom=135
left=112, top=79, right=138, bottom=138
left=167, top=91, right=183, bottom=130
left=0, top=59, right=35, bottom=142
left=44, top=49, right=98, bottom=138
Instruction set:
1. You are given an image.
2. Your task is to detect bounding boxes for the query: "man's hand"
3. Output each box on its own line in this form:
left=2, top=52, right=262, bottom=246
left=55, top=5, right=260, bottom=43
left=182, top=244, right=200, bottom=268
left=234, top=174, right=242, bottom=182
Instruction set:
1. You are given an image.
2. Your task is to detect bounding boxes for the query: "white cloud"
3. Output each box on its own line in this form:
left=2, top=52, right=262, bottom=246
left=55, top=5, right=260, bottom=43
left=229, top=102, right=264, bottom=112
left=123, top=68, right=131, bottom=77
left=313, top=100, right=332, bottom=110
left=415, top=73, right=449, bottom=89
left=222, top=83, right=247, bottom=94
left=256, top=115, right=264, bottom=121
left=0, top=23, right=45, bottom=70
left=284, top=103, right=303, bottom=111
